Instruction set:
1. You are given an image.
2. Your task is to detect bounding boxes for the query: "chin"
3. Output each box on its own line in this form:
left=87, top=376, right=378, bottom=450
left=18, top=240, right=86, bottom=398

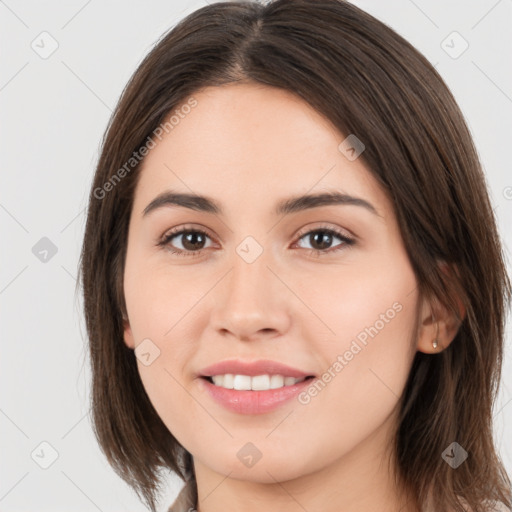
left=198, top=447, right=317, bottom=483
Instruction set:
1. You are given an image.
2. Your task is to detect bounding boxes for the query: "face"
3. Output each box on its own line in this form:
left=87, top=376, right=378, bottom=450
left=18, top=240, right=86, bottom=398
left=122, top=82, right=423, bottom=485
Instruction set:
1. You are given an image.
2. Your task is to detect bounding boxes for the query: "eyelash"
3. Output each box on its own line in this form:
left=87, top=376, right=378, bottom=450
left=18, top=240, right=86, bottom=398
left=157, top=224, right=356, bottom=259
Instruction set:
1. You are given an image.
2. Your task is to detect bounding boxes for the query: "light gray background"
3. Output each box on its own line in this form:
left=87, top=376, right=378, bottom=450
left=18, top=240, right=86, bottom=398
left=1, top=0, right=511, bottom=510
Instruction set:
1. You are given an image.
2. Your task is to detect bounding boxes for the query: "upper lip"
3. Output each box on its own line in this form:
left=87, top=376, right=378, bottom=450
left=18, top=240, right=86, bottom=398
left=198, top=359, right=315, bottom=378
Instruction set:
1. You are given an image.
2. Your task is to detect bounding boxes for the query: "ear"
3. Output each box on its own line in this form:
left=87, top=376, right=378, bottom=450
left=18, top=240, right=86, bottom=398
left=123, top=316, right=136, bottom=350
left=416, top=264, right=466, bottom=354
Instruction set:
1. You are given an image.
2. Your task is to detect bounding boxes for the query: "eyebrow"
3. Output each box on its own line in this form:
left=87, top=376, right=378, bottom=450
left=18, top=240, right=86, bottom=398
left=142, top=189, right=380, bottom=218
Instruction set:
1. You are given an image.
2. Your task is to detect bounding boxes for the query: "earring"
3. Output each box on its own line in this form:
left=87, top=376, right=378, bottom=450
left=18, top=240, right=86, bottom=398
left=432, top=314, right=440, bottom=350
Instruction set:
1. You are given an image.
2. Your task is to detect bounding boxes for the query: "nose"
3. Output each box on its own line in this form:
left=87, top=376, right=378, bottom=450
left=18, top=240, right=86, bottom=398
left=209, top=247, right=292, bottom=342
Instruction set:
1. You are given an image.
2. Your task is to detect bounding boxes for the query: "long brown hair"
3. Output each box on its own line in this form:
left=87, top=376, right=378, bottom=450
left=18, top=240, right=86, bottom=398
left=77, top=1, right=512, bottom=510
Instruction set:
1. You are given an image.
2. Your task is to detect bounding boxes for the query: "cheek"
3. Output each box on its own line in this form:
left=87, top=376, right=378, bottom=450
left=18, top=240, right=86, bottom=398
left=294, top=250, right=418, bottom=421
left=124, top=253, right=202, bottom=341
left=294, top=247, right=417, bottom=351
left=123, top=257, right=208, bottom=424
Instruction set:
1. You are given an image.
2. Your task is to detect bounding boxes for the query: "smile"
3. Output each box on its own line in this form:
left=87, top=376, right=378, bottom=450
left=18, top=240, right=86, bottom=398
left=199, top=375, right=316, bottom=414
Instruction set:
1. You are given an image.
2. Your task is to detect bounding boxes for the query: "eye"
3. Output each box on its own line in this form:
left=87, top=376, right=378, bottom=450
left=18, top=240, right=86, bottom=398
left=157, top=226, right=214, bottom=257
left=157, top=224, right=355, bottom=258
left=293, top=225, right=355, bottom=257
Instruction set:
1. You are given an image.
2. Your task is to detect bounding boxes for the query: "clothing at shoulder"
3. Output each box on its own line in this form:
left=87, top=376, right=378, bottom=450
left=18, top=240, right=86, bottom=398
left=167, top=478, right=198, bottom=512
left=479, top=501, right=511, bottom=512
left=446, top=499, right=512, bottom=512
left=460, top=499, right=511, bottom=512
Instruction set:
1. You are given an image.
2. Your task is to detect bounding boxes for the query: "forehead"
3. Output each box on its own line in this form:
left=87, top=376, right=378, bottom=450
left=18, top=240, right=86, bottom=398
left=133, top=83, right=388, bottom=218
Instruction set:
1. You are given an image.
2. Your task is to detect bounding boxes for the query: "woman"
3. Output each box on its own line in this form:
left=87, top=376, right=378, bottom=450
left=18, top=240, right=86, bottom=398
left=78, top=1, right=512, bottom=511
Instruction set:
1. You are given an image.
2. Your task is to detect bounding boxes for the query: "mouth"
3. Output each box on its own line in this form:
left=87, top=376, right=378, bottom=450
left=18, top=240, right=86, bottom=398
left=197, top=359, right=317, bottom=413
left=199, top=374, right=317, bottom=415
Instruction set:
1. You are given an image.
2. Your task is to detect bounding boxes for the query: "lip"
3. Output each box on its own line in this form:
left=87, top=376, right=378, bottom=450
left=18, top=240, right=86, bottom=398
left=198, top=376, right=315, bottom=415
left=198, top=359, right=315, bottom=378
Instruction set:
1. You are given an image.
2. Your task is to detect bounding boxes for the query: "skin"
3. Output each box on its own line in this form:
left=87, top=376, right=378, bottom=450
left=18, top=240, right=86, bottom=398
left=122, top=82, right=460, bottom=512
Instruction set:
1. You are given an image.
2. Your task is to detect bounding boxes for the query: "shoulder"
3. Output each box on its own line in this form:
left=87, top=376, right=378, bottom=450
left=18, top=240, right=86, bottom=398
left=167, top=478, right=197, bottom=512
left=456, top=498, right=511, bottom=512
left=424, top=496, right=510, bottom=512
left=482, top=501, right=511, bottom=512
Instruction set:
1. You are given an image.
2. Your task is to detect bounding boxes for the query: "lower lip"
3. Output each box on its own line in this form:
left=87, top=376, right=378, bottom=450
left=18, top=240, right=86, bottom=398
left=199, top=377, right=314, bottom=415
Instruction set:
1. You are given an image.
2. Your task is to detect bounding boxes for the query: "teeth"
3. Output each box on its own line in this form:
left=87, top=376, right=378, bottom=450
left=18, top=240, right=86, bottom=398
left=210, top=374, right=306, bottom=391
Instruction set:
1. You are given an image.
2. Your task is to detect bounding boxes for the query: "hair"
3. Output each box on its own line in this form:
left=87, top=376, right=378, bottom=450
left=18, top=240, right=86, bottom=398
left=77, top=1, right=512, bottom=511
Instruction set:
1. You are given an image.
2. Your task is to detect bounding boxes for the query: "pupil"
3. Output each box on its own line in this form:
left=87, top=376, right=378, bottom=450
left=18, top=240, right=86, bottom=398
left=183, top=231, right=205, bottom=250
left=311, top=231, right=332, bottom=250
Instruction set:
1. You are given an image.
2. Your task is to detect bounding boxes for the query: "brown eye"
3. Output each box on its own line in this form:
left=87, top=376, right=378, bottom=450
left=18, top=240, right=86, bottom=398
left=295, top=228, right=355, bottom=255
left=159, top=228, right=213, bottom=256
